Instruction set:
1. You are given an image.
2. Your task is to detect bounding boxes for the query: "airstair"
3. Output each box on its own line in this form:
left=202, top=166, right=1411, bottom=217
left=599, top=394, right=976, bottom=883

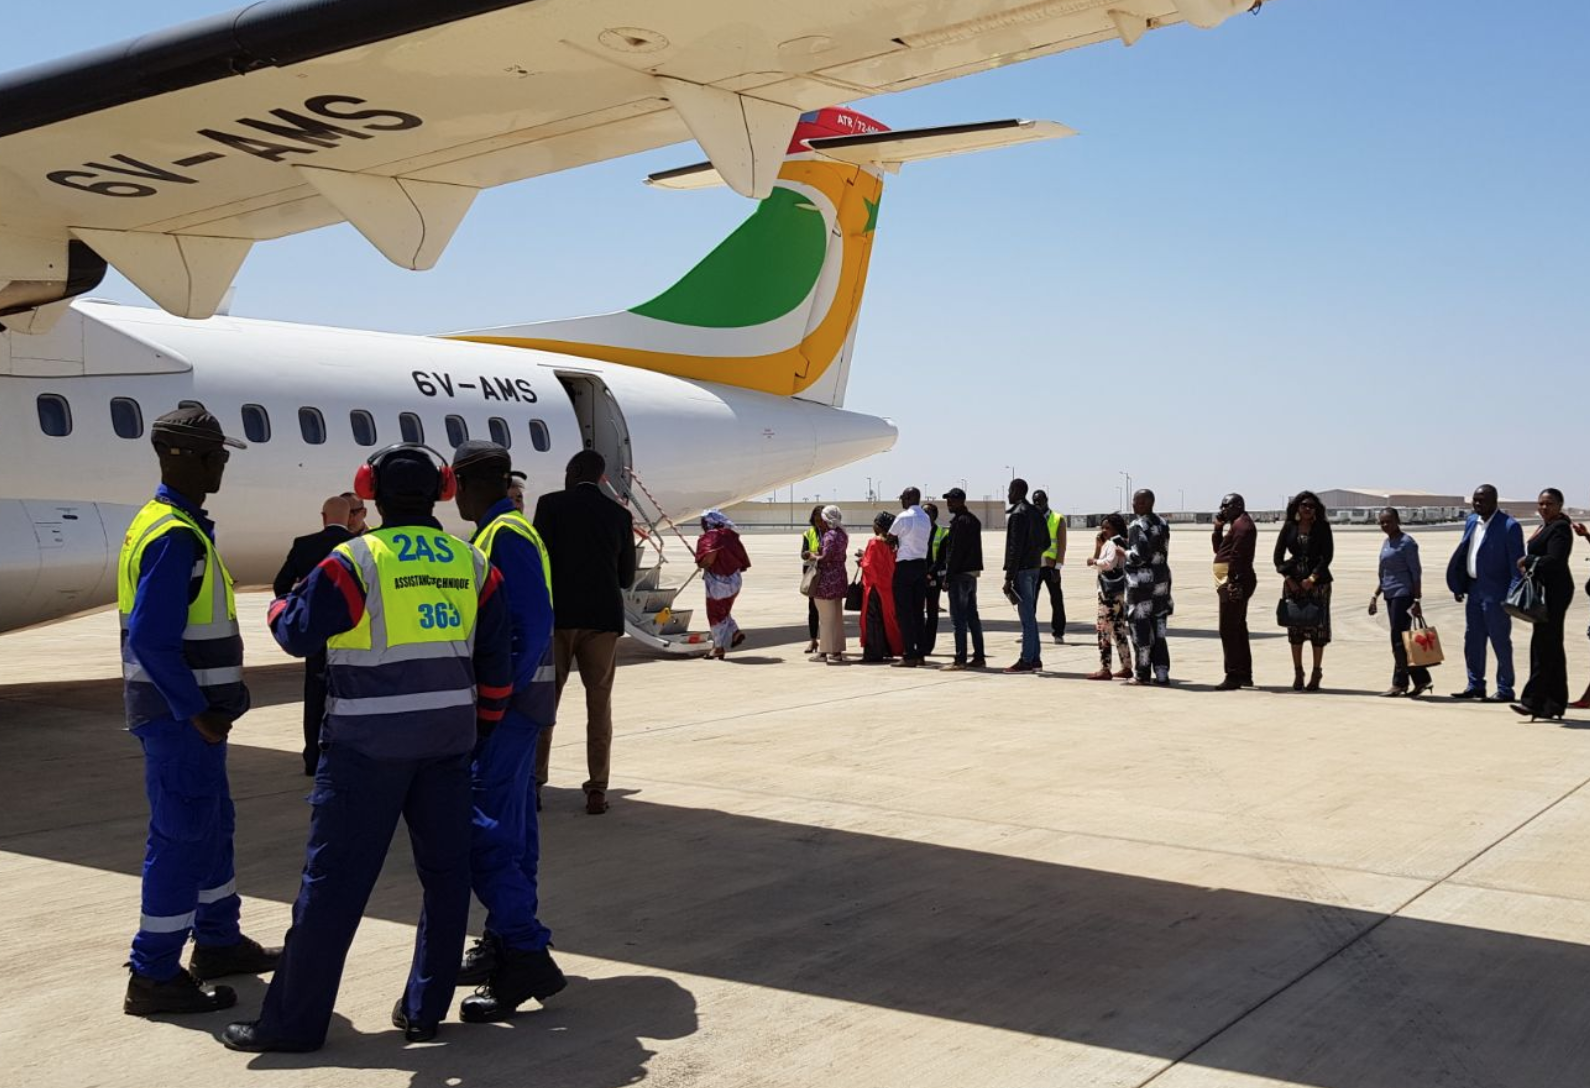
left=610, top=468, right=714, bottom=655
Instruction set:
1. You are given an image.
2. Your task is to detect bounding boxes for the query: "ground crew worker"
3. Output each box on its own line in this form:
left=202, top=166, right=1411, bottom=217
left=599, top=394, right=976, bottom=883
left=120, top=406, right=280, bottom=1017
left=1034, top=489, right=1069, bottom=645
left=449, top=440, right=567, bottom=1020
left=921, top=502, right=950, bottom=656
left=222, top=444, right=512, bottom=1052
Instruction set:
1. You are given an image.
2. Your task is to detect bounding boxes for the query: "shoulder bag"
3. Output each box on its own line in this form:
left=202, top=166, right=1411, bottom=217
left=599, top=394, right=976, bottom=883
left=1504, top=563, right=1547, bottom=624
left=799, top=561, right=817, bottom=597
left=844, top=573, right=864, bottom=612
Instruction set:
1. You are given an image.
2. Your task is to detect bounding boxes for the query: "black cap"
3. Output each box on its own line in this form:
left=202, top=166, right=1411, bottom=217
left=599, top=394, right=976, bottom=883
left=151, top=405, right=246, bottom=450
left=451, top=439, right=511, bottom=473
left=944, top=487, right=966, bottom=501
left=376, top=448, right=441, bottom=501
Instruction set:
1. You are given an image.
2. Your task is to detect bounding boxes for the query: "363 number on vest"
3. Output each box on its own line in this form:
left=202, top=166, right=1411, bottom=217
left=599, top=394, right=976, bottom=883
left=416, top=602, right=465, bottom=629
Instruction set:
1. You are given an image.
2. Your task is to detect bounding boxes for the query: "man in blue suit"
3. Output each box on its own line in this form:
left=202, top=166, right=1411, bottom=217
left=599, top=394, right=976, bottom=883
left=1445, top=484, right=1525, bottom=701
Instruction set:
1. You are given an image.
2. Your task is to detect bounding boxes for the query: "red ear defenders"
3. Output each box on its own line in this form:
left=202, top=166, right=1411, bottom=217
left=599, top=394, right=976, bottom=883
left=353, top=443, right=457, bottom=503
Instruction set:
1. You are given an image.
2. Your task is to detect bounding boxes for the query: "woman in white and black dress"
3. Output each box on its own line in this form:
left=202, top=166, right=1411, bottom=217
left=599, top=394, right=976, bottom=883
left=1086, top=513, right=1132, bottom=680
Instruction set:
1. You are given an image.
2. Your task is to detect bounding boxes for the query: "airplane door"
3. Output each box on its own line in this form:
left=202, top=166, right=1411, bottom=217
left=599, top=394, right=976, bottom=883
left=555, top=373, right=632, bottom=484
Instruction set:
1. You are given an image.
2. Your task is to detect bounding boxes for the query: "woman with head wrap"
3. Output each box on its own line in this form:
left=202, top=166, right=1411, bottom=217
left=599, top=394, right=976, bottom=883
left=858, top=511, right=903, bottom=662
left=810, top=506, right=850, bottom=663
left=696, top=510, right=752, bottom=659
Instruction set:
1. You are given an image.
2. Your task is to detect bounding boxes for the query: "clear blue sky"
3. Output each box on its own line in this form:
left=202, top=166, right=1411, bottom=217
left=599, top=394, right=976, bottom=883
left=6, top=2, right=1587, bottom=513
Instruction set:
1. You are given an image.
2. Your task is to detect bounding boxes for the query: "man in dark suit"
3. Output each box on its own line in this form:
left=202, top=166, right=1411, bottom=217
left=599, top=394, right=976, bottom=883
left=533, top=451, right=636, bottom=815
left=272, top=495, right=355, bottom=775
left=1445, top=484, right=1525, bottom=702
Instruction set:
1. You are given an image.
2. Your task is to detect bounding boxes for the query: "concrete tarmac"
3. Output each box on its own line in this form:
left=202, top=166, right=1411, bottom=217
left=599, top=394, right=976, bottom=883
left=4, top=524, right=1590, bottom=1087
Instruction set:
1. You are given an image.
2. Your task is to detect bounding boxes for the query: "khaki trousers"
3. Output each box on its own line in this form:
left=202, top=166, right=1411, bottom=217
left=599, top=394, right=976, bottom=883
left=536, top=628, right=619, bottom=793
left=814, top=597, right=846, bottom=654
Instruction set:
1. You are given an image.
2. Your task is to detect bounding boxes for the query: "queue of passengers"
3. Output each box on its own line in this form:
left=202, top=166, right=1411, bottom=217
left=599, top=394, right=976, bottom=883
left=798, top=482, right=1589, bottom=721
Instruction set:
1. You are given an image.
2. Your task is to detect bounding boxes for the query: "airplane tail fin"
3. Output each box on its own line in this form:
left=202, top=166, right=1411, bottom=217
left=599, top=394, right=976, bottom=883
left=450, top=109, right=1070, bottom=408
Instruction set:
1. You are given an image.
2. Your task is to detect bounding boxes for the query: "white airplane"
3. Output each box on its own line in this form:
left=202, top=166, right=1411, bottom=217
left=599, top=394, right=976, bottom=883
left=0, top=0, right=1273, bottom=646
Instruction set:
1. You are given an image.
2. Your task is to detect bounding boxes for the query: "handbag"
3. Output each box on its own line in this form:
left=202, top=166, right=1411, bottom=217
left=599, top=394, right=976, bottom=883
left=1504, top=568, right=1547, bottom=624
left=844, top=575, right=864, bottom=612
left=799, top=561, right=817, bottom=597
left=1276, top=596, right=1324, bottom=629
left=1402, top=615, right=1444, bottom=667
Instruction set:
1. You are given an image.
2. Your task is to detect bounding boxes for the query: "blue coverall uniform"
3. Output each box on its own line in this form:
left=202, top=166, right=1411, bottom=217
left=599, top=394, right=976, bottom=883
left=123, top=485, right=249, bottom=980
left=257, top=514, right=512, bottom=1047
left=470, top=497, right=557, bottom=953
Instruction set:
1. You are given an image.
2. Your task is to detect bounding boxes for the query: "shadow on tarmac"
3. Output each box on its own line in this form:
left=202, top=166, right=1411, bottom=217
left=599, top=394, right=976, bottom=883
left=150, top=975, right=696, bottom=1088
left=5, top=699, right=1590, bottom=1087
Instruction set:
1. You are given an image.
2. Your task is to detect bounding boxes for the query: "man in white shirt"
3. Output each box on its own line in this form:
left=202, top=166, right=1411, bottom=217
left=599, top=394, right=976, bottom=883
left=887, top=487, right=931, bottom=667
left=1445, top=484, right=1525, bottom=700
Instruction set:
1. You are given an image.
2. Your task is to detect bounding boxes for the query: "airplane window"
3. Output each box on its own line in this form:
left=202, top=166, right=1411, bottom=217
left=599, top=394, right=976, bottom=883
left=36, top=394, right=72, bottom=437
left=445, top=415, right=468, bottom=448
left=528, top=419, right=551, bottom=452
left=242, top=403, right=271, bottom=443
left=488, top=417, right=511, bottom=449
left=299, top=406, right=327, bottom=445
left=399, top=412, right=424, bottom=444
left=350, top=409, right=377, bottom=447
left=110, top=397, right=143, bottom=439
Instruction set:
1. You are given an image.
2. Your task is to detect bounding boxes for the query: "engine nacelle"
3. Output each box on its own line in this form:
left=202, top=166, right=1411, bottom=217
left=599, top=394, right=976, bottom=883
left=0, top=239, right=106, bottom=322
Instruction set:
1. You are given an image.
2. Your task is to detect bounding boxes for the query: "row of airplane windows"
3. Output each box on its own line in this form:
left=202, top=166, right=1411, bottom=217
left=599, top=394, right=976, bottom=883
left=34, top=393, right=554, bottom=453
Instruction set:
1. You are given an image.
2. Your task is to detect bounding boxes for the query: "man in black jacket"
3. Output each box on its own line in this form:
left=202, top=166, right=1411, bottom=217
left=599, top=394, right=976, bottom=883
left=1003, top=478, right=1048, bottom=673
left=940, top=489, right=986, bottom=670
left=532, top=450, right=636, bottom=815
left=272, top=495, right=355, bottom=775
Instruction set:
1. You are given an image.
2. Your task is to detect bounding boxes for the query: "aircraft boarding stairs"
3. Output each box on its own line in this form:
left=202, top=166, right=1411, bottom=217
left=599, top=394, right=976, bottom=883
left=610, top=469, right=714, bottom=655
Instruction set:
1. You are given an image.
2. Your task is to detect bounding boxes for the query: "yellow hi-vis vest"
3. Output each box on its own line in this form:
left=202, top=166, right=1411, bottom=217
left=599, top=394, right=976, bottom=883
left=324, top=529, right=487, bottom=731
left=803, top=527, right=822, bottom=554
left=118, top=498, right=244, bottom=728
left=930, top=525, right=949, bottom=563
left=1043, top=510, right=1064, bottom=562
left=474, top=510, right=553, bottom=605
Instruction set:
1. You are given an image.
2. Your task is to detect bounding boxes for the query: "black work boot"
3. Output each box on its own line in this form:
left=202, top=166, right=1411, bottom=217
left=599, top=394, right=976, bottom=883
left=459, top=947, right=567, bottom=1023
left=456, top=931, right=500, bottom=987
left=189, top=934, right=282, bottom=980
left=124, top=967, right=237, bottom=1016
left=221, top=1021, right=320, bottom=1053
left=391, top=998, right=438, bottom=1043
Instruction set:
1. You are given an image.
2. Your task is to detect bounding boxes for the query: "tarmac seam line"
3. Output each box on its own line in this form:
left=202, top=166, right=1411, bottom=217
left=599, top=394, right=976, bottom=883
left=606, top=772, right=1446, bottom=888
left=1128, top=765, right=1590, bottom=1087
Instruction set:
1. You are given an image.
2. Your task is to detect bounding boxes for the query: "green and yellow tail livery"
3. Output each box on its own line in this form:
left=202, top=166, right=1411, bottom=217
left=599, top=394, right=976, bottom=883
left=452, top=109, right=1071, bottom=408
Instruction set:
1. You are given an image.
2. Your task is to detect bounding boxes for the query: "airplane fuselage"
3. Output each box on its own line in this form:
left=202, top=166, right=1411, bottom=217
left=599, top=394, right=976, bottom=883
left=0, top=301, right=895, bottom=631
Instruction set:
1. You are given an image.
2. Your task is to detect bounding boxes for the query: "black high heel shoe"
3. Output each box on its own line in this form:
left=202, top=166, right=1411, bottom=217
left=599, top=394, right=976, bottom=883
left=1306, top=667, right=1322, bottom=693
left=1292, top=667, right=1305, bottom=692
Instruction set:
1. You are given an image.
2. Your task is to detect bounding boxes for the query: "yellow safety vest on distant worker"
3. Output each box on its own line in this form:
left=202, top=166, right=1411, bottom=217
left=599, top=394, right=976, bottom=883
left=1043, top=510, right=1063, bottom=562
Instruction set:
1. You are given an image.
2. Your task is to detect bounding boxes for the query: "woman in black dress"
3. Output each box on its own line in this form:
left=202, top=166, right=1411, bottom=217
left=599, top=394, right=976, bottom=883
left=1514, top=488, right=1575, bottom=720
left=1273, top=491, right=1334, bottom=692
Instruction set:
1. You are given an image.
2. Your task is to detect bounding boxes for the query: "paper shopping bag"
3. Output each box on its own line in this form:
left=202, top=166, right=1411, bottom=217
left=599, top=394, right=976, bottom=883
left=1403, top=618, right=1444, bottom=668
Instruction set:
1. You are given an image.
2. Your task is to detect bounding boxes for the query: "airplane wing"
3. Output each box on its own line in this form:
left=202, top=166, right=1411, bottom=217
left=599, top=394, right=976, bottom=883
left=0, top=0, right=1268, bottom=322
left=646, top=120, right=1076, bottom=190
